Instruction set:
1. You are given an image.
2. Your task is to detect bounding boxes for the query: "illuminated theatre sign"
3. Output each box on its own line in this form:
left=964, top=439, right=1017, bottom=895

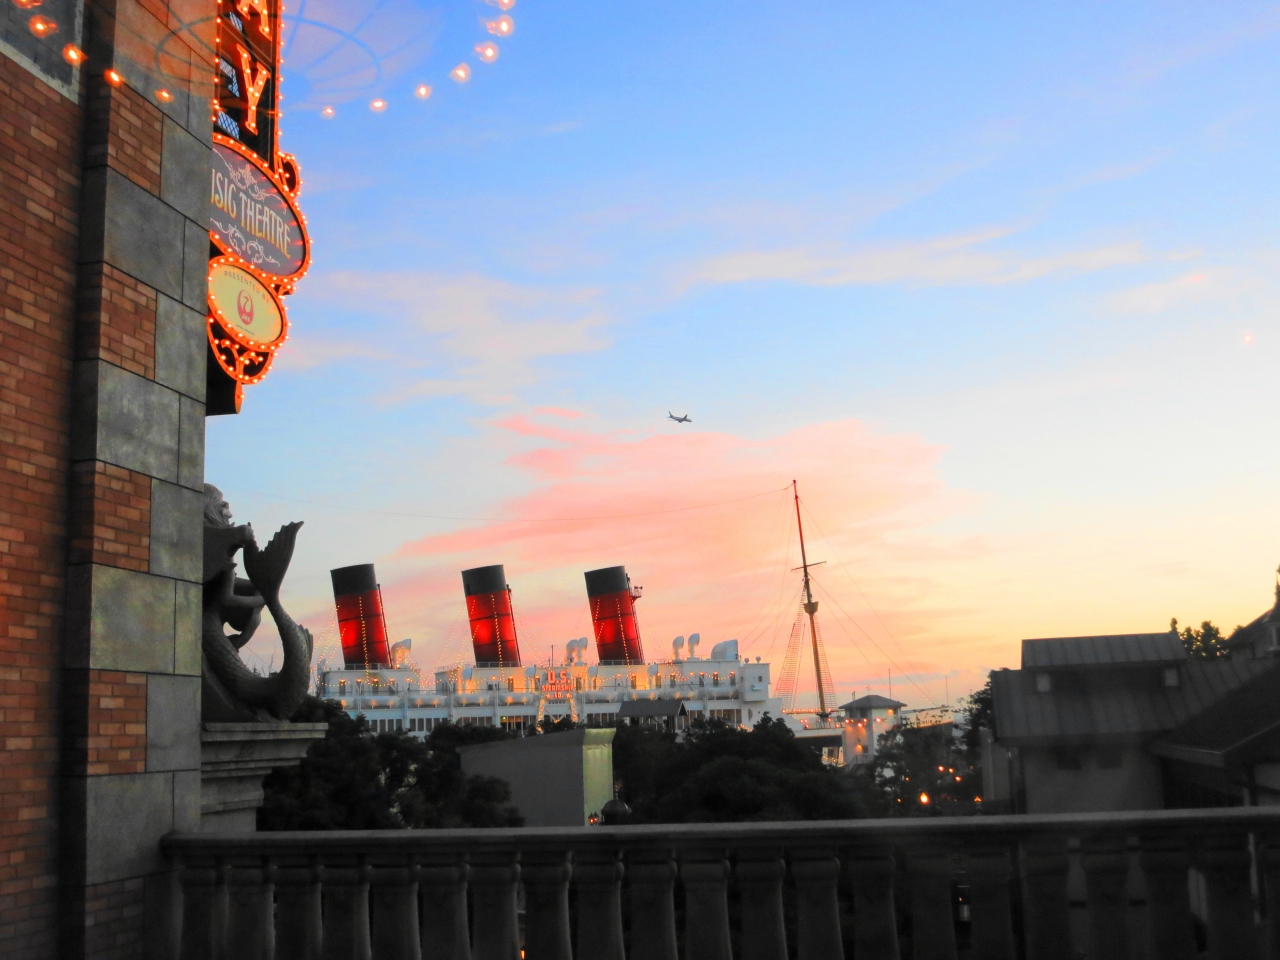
left=206, top=0, right=310, bottom=414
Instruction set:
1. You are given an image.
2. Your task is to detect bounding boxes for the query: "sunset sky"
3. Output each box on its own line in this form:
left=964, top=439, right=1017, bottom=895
left=210, top=1, right=1280, bottom=709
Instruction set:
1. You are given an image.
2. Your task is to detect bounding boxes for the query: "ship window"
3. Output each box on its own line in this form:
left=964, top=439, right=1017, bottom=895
left=338, top=680, right=346, bottom=693
left=712, top=672, right=720, bottom=687
left=729, top=672, right=736, bottom=686
left=507, top=677, right=515, bottom=691
left=630, top=675, right=637, bottom=689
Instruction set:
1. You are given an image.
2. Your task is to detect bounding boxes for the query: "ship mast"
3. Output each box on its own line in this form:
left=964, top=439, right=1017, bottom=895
left=793, top=480, right=828, bottom=717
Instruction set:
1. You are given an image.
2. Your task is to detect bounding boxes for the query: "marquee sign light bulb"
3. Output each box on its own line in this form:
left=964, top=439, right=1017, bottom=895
left=369, top=98, right=386, bottom=112
left=486, top=15, right=513, bottom=36
left=321, top=105, right=335, bottom=118
left=12, top=0, right=41, bottom=10
left=156, top=88, right=173, bottom=102
left=28, top=15, right=57, bottom=36
left=61, top=43, right=84, bottom=64
left=491, top=0, right=515, bottom=10
left=415, top=83, right=431, bottom=99
left=104, top=68, right=123, bottom=86
left=476, top=42, right=499, bottom=62
left=450, top=63, right=470, bottom=83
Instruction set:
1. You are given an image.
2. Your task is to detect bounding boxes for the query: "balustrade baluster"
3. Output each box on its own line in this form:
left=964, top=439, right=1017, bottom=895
left=276, top=858, right=323, bottom=960
left=226, top=859, right=275, bottom=960
left=905, top=845, right=957, bottom=960
left=964, top=844, right=1016, bottom=960
left=322, top=858, right=372, bottom=960
left=791, top=847, right=844, bottom=960
left=1137, top=835, right=1195, bottom=960
left=1080, top=834, right=1129, bottom=960
left=469, top=851, right=521, bottom=960
left=1258, top=833, right=1280, bottom=960
left=681, top=849, right=733, bottom=960
left=371, top=856, right=421, bottom=960
left=419, top=857, right=471, bottom=960
left=1198, top=832, right=1260, bottom=960
left=1019, top=835, right=1072, bottom=960
left=573, top=848, right=626, bottom=960
left=626, top=848, right=679, bottom=960
left=845, top=849, right=899, bottom=960
left=736, top=847, right=788, bottom=960
left=521, top=851, right=572, bottom=960
left=179, top=859, right=226, bottom=960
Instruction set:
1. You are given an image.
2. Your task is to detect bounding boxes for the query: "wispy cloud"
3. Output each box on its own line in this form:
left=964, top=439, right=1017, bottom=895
left=373, top=413, right=964, bottom=697
left=683, top=228, right=1148, bottom=290
left=303, top=271, right=608, bottom=403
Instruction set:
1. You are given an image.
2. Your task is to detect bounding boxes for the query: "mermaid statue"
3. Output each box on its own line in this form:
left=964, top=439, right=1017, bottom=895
left=201, top=484, right=313, bottom=722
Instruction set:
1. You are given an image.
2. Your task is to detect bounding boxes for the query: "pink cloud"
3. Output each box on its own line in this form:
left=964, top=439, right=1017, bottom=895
left=369, top=416, right=968, bottom=706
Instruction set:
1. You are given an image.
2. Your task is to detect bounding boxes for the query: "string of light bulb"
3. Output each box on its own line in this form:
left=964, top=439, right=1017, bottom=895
left=317, top=0, right=519, bottom=120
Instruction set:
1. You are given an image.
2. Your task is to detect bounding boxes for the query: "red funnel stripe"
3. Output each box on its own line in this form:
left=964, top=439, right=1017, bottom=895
left=331, top=564, right=391, bottom=668
left=585, top=565, right=644, bottom=664
left=462, top=565, right=522, bottom=667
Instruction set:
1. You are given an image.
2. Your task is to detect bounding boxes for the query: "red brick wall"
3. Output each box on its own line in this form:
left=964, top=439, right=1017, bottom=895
left=67, top=463, right=151, bottom=572
left=82, top=82, right=162, bottom=196
left=0, top=51, right=83, bottom=959
left=75, top=264, right=156, bottom=379
left=63, top=671, right=146, bottom=776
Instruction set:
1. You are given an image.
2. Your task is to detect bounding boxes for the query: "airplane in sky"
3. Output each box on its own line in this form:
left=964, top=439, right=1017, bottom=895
left=667, top=412, right=692, bottom=423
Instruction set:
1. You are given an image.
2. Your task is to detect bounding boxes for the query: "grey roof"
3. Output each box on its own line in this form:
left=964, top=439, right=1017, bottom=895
left=992, top=659, right=1274, bottom=745
left=1021, top=632, right=1185, bottom=670
left=617, top=699, right=687, bottom=718
left=839, top=695, right=906, bottom=711
left=1152, top=662, right=1280, bottom=766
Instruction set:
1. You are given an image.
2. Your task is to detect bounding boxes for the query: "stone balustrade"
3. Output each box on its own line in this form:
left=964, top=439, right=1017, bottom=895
left=163, top=806, right=1280, bottom=960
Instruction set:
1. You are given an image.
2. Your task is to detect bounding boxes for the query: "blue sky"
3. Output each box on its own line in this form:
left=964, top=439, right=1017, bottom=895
left=211, top=1, right=1280, bottom=705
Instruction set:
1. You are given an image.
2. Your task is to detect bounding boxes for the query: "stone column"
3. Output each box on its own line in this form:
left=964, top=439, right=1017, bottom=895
left=58, top=0, right=214, bottom=946
left=735, top=847, right=788, bottom=960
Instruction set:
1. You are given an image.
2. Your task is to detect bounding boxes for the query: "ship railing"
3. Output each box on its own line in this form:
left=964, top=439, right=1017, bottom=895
left=163, top=806, right=1280, bottom=959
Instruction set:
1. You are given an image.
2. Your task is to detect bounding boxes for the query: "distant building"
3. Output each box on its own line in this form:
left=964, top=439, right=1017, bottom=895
left=987, top=630, right=1280, bottom=813
left=459, top=728, right=616, bottom=826
left=839, top=694, right=905, bottom=766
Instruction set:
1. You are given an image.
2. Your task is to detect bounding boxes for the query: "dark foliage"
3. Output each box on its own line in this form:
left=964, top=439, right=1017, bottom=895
left=1170, top=618, right=1236, bottom=659
left=259, top=697, right=523, bottom=830
left=612, top=715, right=862, bottom=822
left=845, top=678, right=989, bottom=817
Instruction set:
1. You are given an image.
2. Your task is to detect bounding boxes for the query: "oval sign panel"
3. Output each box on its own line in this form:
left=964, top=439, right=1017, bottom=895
left=208, top=260, right=285, bottom=347
left=210, top=141, right=307, bottom=278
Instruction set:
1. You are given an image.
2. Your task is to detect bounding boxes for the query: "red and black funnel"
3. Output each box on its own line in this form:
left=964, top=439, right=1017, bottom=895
left=331, top=563, right=391, bottom=668
left=462, top=564, right=522, bottom=667
left=585, top=565, right=644, bottom=664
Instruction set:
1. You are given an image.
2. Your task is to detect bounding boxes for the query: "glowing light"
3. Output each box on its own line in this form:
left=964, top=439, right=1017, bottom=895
left=370, top=98, right=386, bottom=112
left=451, top=63, right=471, bottom=83
left=12, top=0, right=40, bottom=10
left=490, top=0, right=515, bottom=9
left=487, top=15, right=513, bottom=36
left=28, top=15, right=57, bottom=36
left=321, top=105, right=335, bottom=118
left=61, top=43, right=84, bottom=65
left=476, top=42, right=499, bottom=63
left=918, top=792, right=930, bottom=805
left=1243, top=334, right=1254, bottom=345
left=104, top=68, right=123, bottom=87
left=415, top=83, right=432, bottom=99
left=155, top=88, right=173, bottom=102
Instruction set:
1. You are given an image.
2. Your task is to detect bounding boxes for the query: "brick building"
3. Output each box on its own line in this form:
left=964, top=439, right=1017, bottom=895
left=2, top=0, right=213, bottom=953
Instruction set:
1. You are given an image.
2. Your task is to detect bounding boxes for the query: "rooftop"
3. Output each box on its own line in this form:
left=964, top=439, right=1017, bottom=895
left=992, top=658, right=1273, bottom=745
left=1021, top=632, right=1185, bottom=670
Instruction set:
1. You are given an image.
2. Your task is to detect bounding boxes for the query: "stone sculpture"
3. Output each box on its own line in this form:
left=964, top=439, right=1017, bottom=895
left=202, top=484, right=313, bottom=721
